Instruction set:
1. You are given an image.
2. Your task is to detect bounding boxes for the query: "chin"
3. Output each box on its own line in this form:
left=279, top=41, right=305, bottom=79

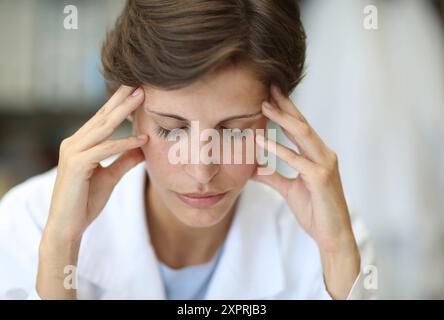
left=173, top=205, right=232, bottom=228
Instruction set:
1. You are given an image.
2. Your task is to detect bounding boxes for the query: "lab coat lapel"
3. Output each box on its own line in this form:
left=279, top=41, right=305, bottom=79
left=205, top=181, right=286, bottom=300
left=78, top=162, right=166, bottom=299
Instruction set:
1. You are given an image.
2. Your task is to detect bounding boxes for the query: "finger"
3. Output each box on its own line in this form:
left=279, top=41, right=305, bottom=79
left=270, top=84, right=306, bottom=122
left=270, top=85, right=336, bottom=159
left=105, top=87, right=144, bottom=131
left=251, top=165, right=292, bottom=198
left=89, top=148, right=145, bottom=211
left=75, top=86, right=138, bottom=139
left=255, top=134, right=317, bottom=176
left=262, top=100, right=329, bottom=165
left=101, top=85, right=139, bottom=115
left=84, top=134, right=148, bottom=164
left=100, top=147, right=146, bottom=185
left=76, top=88, right=145, bottom=151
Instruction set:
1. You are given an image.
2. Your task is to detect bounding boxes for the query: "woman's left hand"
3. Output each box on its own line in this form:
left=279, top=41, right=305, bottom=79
left=251, top=84, right=361, bottom=299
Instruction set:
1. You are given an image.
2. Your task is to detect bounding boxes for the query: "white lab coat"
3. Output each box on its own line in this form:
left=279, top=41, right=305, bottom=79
left=0, top=162, right=376, bottom=299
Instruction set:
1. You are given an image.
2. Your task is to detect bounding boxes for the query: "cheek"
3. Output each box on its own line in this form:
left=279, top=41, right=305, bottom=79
left=256, top=118, right=268, bottom=130
left=140, top=138, right=179, bottom=183
left=133, top=113, right=173, bottom=174
left=221, top=163, right=256, bottom=187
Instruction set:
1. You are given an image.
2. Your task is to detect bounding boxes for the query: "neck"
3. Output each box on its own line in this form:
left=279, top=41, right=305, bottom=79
left=145, top=177, right=235, bottom=269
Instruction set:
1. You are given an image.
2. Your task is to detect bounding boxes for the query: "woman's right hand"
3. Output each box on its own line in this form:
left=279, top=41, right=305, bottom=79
left=37, top=85, right=148, bottom=299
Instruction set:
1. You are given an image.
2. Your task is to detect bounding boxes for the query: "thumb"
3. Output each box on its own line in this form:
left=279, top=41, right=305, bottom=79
left=250, top=165, right=291, bottom=198
left=87, top=147, right=146, bottom=217
left=104, top=147, right=146, bottom=185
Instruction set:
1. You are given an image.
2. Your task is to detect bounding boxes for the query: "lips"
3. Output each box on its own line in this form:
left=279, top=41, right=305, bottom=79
left=175, top=191, right=227, bottom=209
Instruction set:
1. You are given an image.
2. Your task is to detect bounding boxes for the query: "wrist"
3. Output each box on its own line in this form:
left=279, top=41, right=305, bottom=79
left=39, top=224, right=82, bottom=263
left=320, top=238, right=361, bottom=299
left=37, top=227, right=81, bottom=300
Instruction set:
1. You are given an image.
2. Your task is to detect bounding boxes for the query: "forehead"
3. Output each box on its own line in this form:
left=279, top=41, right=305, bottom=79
left=142, top=63, right=268, bottom=118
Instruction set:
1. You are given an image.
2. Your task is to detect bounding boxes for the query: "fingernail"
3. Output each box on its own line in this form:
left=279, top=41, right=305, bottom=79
left=137, top=134, right=147, bottom=140
left=132, top=88, right=142, bottom=97
left=262, top=101, right=274, bottom=110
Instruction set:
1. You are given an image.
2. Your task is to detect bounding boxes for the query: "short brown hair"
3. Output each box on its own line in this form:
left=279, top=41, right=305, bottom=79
left=101, top=0, right=306, bottom=97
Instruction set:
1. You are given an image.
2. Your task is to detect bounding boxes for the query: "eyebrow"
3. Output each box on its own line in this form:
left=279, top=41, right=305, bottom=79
left=144, top=108, right=263, bottom=124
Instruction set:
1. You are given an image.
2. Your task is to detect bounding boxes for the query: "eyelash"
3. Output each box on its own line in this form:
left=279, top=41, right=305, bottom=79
left=155, top=126, right=249, bottom=140
left=156, top=126, right=183, bottom=139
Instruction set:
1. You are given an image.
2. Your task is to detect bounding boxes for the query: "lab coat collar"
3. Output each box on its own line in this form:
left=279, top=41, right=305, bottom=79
left=78, top=162, right=164, bottom=299
left=205, top=179, right=286, bottom=299
left=78, top=162, right=286, bottom=299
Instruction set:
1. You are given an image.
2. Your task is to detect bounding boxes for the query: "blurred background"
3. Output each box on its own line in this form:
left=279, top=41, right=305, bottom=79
left=0, top=0, right=443, bottom=299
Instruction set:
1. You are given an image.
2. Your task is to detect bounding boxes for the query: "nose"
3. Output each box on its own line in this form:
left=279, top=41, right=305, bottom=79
left=183, top=126, right=221, bottom=184
left=184, top=163, right=220, bottom=184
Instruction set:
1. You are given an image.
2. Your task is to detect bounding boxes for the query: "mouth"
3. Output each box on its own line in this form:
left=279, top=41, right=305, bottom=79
left=175, top=191, right=228, bottom=209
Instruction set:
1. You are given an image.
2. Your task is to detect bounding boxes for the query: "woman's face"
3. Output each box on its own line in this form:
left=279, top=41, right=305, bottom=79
left=133, top=63, right=268, bottom=228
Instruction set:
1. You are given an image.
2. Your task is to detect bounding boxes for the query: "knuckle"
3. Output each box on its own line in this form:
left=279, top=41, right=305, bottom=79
left=325, top=149, right=338, bottom=169
left=59, top=138, right=72, bottom=154
left=98, top=117, right=116, bottom=135
left=280, top=147, right=294, bottom=163
left=104, top=126, right=115, bottom=138
left=59, top=138, right=69, bottom=149
left=96, top=116, right=107, bottom=127
left=282, top=147, right=293, bottom=160
left=96, top=105, right=108, bottom=116
left=101, top=141, right=117, bottom=153
left=298, top=121, right=312, bottom=137
left=329, top=151, right=338, bottom=165
left=298, top=114, right=308, bottom=123
left=315, top=167, right=331, bottom=184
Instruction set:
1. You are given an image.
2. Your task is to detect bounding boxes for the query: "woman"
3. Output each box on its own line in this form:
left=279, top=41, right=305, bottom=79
left=0, top=0, right=375, bottom=300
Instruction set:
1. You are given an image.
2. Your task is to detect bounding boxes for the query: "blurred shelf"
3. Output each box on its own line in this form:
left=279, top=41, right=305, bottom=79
left=0, top=111, right=132, bottom=197
left=0, top=0, right=125, bottom=112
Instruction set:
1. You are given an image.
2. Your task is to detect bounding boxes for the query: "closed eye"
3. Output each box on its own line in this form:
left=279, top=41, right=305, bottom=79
left=156, top=126, right=187, bottom=139
left=155, top=125, right=253, bottom=140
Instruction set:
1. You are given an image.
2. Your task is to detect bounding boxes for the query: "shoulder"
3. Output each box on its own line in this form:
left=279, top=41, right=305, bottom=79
left=0, top=155, right=122, bottom=228
left=0, top=167, right=59, bottom=299
left=0, top=167, right=58, bottom=229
